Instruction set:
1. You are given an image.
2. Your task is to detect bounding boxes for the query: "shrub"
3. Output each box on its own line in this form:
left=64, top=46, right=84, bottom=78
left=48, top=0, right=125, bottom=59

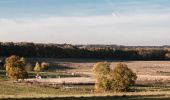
left=41, top=62, right=50, bottom=71
left=5, top=55, right=28, bottom=80
left=25, top=63, right=33, bottom=71
left=92, top=62, right=137, bottom=92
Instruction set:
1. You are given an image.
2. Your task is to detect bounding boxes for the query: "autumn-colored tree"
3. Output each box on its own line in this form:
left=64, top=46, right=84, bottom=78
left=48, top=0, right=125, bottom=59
left=5, top=55, right=28, bottom=80
left=111, top=63, right=137, bottom=92
left=34, top=62, right=41, bottom=75
left=165, top=53, right=170, bottom=59
left=92, top=62, right=111, bottom=91
left=92, top=62, right=137, bottom=92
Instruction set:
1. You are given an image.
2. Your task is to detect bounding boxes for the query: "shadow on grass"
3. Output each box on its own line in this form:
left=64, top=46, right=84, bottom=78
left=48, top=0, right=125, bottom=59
left=48, top=64, right=75, bottom=71
left=0, top=70, right=6, bottom=79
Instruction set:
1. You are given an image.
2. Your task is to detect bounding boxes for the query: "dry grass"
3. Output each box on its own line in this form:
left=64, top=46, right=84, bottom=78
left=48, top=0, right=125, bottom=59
left=24, top=75, right=170, bottom=87
left=39, top=59, right=170, bottom=76
left=24, top=59, right=170, bottom=86
left=1, top=79, right=170, bottom=99
left=25, top=77, right=95, bottom=85
left=2, top=58, right=170, bottom=99
left=83, top=61, right=170, bottom=76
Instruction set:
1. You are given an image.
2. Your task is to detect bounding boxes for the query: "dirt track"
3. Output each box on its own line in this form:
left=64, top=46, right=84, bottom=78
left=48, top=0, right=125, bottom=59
left=25, top=75, right=170, bottom=85
left=25, top=77, right=95, bottom=85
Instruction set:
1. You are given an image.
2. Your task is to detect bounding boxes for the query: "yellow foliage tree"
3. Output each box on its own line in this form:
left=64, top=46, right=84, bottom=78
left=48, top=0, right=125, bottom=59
left=5, top=55, right=28, bottom=80
left=92, top=62, right=137, bottom=92
left=111, top=63, right=137, bottom=92
left=34, top=62, right=41, bottom=76
left=92, top=62, right=111, bottom=91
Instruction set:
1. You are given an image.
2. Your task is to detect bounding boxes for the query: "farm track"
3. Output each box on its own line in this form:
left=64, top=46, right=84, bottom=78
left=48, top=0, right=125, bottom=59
left=24, top=75, right=170, bottom=85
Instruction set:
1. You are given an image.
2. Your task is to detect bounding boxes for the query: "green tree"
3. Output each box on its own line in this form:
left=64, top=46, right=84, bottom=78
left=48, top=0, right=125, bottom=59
left=5, top=55, right=28, bottom=80
left=92, top=62, right=137, bottom=92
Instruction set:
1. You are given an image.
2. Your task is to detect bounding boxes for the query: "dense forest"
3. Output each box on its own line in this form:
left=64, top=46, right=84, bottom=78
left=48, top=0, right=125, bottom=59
left=0, top=42, right=170, bottom=60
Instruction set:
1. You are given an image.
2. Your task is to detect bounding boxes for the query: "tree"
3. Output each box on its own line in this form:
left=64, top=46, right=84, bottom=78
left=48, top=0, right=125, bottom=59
left=92, top=62, right=137, bottom=92
left=20, top=57, right=26, bottom=64
left=165, top=53, right=170, bottom=60
left=5, top=55, right=28, bottom=80
left=92, top=62, right=111, bottom=91
left=92, top=62, right=110, bottom=77
left=111, top=63, right=137, bottom=92
left=34, top=62, right=41, bottom=76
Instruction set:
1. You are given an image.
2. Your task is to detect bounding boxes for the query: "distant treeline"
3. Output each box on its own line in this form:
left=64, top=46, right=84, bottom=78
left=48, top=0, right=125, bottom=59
left=0, top=42, right=170, bottom=60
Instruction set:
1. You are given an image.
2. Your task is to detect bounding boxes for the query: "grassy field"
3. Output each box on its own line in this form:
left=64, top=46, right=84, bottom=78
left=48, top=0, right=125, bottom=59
left=1, top=77, right=170, bottom=100
left=29, top=58, right=170, bottom=76
left=1, top=79, right=170, bottom=100
left=0, top=69, right=79, bottom=79
left=2, top=96, right=170, bottom=100
left=27, top=71, right=80, bottom=78
left=1, top=59, right=170, bottom=99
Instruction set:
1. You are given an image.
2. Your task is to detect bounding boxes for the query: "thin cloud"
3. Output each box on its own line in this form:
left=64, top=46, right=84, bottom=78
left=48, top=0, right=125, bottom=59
left=0, top=13, right=170, bottom=45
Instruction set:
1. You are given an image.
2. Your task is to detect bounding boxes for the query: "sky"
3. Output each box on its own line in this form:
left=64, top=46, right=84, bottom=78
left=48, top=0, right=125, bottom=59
left=0, top=0, right=170, bottom=46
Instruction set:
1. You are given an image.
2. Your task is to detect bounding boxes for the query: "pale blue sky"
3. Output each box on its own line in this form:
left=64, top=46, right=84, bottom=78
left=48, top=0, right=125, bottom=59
left=0, top=0, right=170, bottom=45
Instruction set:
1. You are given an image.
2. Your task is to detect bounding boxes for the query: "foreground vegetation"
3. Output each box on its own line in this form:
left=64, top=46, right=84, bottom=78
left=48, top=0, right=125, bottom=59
left=1, top=56, right=170, bottom=99
left=2, top=96, right=170, bottom=100
left=1, top=79, right=170, bottom=99
left=93, top=62, right=137, bottom=92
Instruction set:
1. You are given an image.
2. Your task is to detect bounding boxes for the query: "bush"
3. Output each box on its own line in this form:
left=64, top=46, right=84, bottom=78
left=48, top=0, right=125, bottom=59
left=25, top=63, right=33, bottom=71
left=92, top=62, right=137, bottom=92
left=41, top=62, right=50, bottom=71
left=5, top=55, right=28, bottom=80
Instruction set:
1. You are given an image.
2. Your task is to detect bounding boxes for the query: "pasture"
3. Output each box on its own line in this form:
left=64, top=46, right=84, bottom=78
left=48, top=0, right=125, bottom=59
left=1, top=59, right=170, bottom=99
